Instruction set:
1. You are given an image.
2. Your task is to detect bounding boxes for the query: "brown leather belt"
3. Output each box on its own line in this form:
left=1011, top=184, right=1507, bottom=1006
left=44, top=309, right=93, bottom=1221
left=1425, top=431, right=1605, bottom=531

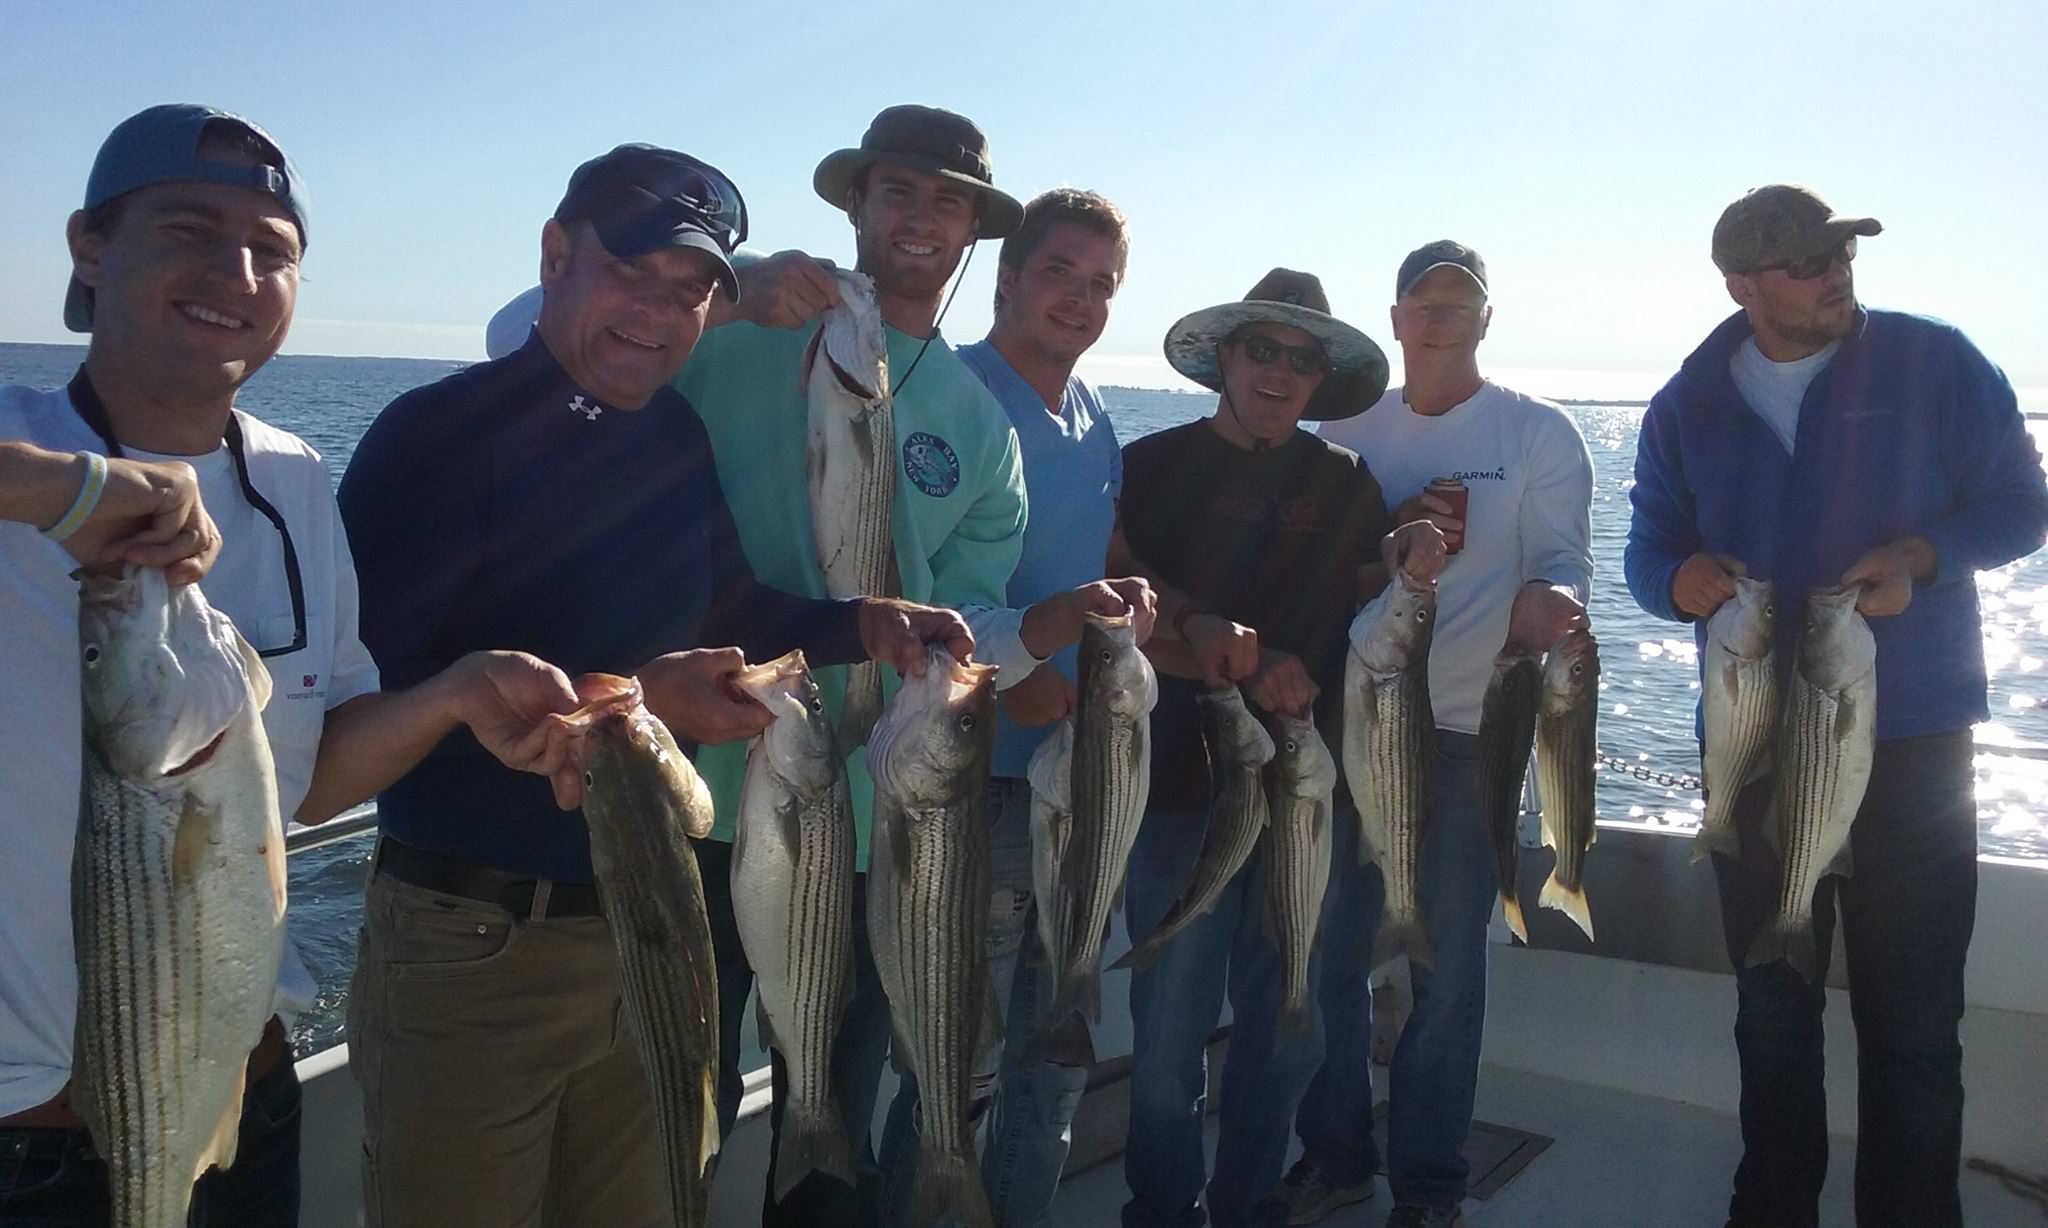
left=373, top=838, right=604, bottom=919
left=0, top=1017, right=288, bottom=1131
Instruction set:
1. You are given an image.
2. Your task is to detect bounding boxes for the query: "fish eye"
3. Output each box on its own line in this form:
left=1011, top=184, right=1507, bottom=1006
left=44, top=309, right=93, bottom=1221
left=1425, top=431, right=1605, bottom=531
left=958, top=713, right=976, bottom=732
left=808, top=695, right=824, bottom=713
left=82, top=643, right=101, bottom=667
left=1284, top=739, right=1298, bottom=753
left=1099, top=648, right=1112, bottom=662
left=582, top=771, right=595, bottom=788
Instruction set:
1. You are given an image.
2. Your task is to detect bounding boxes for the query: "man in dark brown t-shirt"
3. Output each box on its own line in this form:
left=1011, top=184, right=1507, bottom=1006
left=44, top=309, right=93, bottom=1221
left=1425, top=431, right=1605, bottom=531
left=1107, top=269, right=1437, bottom=1228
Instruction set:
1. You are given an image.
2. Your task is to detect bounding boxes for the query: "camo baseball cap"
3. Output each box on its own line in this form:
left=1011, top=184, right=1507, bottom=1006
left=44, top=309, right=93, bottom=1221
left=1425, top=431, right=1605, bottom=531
left=1712, top=184, right=1882, bottom=275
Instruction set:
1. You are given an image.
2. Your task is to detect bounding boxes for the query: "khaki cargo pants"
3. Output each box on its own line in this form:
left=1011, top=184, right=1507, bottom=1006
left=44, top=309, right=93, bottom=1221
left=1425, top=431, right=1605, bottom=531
left=348, top=870, right=666, bottom=1228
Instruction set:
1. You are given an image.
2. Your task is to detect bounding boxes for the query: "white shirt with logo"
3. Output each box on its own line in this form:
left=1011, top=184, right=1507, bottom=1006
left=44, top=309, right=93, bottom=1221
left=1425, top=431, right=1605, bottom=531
left=1322, top=382, right=1594, bottom=733
left=0, top=384, right=380, bottom=1117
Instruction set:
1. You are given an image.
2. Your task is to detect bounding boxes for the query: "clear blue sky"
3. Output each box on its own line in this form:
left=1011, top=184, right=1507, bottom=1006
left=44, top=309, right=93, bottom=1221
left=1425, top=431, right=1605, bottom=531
left=4, top=1, right=2042, bottom=404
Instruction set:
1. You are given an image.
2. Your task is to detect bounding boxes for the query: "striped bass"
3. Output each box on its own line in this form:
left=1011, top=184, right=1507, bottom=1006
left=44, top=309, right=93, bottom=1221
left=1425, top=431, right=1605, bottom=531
left=731, top=651, right=857, bottom=1204
left=1043, top=610, right=1156, bottom=1034
left=575, top=677, right=722, bottom=1228
left=1343, top=570, right=1437, bottom=967
left=1261, top=713, right=1336, bottom=1033
left=1113, top=686, right=1272, bottom=972
left=1026, top=716, right=1075, bottom=1001
left=1477, top=650, right=1542, bottom=943
left=1697, top=576, right=1778, bottom=863
left=1533, top=629, right=1601, bottom=941
left=1749, top=586, right=1875, bottom=982
left=804, top=268, right=897, bottom=750
left=72, top=565, right=287, bottom=1228
left=868, top=648, right=1000, bottom=1228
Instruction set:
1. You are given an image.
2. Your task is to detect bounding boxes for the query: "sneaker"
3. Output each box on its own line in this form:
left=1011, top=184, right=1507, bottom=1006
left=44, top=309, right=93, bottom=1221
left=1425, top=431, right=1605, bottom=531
left=1275, top=1157, right=1375, bottom=1225
left=1385, top=1205, right=1464, bottom=1228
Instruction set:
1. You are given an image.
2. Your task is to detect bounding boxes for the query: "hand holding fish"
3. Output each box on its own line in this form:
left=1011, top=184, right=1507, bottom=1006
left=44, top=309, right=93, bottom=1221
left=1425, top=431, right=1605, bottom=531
left=1841, top=535, right=1936, bottom=617
left=1672, top=551, right=1747, bottom=619
left=718, top=249, right=841, bottom=329
left=1002, top=660, right=1078, bottom=727
left=1382, top=520, right=1449, bottom=584
left=856, top=596, right=976, bottom=676
left=1506, top=581, right=1590, bottom=654
left=5, top=444, right=223, bottom=585
left=637, top=646, right=776, bottom=749
left=1183, top=613, right=1260, bottom=687
left=1020, top=578, right=1159, bottom=658
left=1247, top=648, right=1319, bottom=718
left=441, top=650, right=586, bottom=808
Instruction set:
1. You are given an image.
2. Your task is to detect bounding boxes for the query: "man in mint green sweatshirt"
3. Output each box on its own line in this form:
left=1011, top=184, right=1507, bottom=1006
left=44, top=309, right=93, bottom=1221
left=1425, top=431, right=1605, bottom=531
left=673, top=105, right=1031, bottom=1228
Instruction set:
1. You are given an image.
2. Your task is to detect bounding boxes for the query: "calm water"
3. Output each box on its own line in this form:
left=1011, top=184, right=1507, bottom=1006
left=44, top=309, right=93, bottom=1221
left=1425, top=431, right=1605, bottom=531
left=7, top=340, right=2046, bottom=1052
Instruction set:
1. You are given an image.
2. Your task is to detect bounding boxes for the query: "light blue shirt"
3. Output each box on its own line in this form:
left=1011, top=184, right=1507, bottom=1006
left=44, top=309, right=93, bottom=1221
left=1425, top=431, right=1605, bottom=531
left=956, top=340, right=1123, bottom=778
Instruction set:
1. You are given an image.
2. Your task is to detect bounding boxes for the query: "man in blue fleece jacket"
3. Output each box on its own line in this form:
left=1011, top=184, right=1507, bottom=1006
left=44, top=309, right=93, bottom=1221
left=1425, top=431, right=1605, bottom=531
left=1625, top=184, right=2048, bottom=1228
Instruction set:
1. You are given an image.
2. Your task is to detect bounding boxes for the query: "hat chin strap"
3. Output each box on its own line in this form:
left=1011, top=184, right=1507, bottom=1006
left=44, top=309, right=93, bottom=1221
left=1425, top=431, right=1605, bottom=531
left=1218, top=384, right=1276, bottom=453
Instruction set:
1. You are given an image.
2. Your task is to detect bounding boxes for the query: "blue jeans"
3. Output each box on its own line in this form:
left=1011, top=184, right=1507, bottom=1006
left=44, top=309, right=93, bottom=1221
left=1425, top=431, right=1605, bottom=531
left=1295, top=731, right=1494, bottom=1211
left=878, top=778, right=1089, bottom=1228
left=697, top=838, right=894, bottom=1228
left=1711, top=730, right=1976, bottom=1228
left=0, top=1042, right=302, bottom=1228
left=1121, top=805, right=1330, bottom=1228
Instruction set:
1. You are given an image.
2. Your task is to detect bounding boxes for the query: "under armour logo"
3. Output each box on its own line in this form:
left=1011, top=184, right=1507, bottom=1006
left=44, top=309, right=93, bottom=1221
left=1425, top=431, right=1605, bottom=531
left=567, top=395, right=603, bottom=421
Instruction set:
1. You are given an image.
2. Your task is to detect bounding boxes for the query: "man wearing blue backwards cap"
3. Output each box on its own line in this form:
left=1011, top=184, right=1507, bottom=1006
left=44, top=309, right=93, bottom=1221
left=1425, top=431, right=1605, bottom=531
left=338, top=142, right=971, bottom=1228
left=0, top=105, right=590, bottom=1228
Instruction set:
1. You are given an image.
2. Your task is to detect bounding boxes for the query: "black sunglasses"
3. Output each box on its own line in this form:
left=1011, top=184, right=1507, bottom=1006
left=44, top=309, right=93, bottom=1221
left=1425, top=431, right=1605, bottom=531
left=1760, top=236, right=1856, bottom=281
left=1237, top=332, right=1327, bottom=376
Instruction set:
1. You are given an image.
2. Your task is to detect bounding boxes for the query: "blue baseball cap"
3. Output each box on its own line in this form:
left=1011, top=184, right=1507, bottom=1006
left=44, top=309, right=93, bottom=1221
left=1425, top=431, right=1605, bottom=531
left=554, top=144, right=746, bottom=300
left=65, top=104, right=309, bottom=332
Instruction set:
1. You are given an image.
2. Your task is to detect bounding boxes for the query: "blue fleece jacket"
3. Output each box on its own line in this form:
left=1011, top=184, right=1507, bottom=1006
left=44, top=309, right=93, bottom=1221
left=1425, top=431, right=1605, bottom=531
left=1625, top=308, right=2048, bottom=741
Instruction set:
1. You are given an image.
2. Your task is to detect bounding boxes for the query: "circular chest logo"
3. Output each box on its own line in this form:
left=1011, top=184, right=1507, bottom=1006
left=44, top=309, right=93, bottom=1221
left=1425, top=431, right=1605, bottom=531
left=902, top=431, right=961, bottom=497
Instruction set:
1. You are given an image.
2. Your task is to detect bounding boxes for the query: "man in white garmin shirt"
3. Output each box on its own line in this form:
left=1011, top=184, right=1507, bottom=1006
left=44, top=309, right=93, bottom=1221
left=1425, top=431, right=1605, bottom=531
left=0, top=104, right=581, bottom=1228
left=1289, top=241, right=1594, bottom=1228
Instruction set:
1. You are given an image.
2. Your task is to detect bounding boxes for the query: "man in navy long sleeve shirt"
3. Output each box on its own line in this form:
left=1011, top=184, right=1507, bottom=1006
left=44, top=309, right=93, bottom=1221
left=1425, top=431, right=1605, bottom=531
left=1624, top=184, right=2048, bottom=1228
left=336, top=145, right=968, bottom=1228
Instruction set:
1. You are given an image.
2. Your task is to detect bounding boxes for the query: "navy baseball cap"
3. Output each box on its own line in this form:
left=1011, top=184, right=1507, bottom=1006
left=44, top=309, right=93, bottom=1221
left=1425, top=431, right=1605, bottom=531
left=554, top=144, right=746, bottom=301
left=65, top=104, right=308, bottom=332
left=1396, top=239, right=1488, bottom=297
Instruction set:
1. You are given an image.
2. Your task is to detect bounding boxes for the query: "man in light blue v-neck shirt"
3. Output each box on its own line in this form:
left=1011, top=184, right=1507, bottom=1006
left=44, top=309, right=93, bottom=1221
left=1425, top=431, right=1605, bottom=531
left=877, top=188, right=1140, bottom=1228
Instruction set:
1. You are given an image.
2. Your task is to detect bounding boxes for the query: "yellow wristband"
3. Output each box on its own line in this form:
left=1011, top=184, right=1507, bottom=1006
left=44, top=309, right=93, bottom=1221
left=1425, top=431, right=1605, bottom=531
left=44, top=451, right=108, bottom=544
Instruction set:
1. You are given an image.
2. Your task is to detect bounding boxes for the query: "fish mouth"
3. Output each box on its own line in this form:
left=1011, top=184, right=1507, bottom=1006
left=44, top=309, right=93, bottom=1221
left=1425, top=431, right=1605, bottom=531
left=732, top=651, right=809, bottom=705
left=164, top=728, right=228, bottom=777
left=825, top=352, right=880, bottom=400
left=560, top=674, right=644, bottom=729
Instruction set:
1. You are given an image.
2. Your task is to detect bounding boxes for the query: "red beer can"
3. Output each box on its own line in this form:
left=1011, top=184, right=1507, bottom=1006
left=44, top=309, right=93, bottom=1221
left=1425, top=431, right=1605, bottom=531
left=1427, top=477, right=1469, bottom=554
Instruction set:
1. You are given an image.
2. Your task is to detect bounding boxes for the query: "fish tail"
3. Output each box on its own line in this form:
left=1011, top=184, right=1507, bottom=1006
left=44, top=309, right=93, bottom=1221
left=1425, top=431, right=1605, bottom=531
left=1690, top=819, right=1740, bottom=865
left=1370, top=912, right=1434, bottom=970
left=772, top=1103, right=857, bottom=1205
left=1499, top=891, right=1529, bottom=944
left=1745, top=917, right=1821, bottom=984
left=1280, top=993, right=1315, bottom=1037
left=1106, top=940, right=1148, bottom=973
left=1538, top=873, right=1596, bottom=942
left=911, top=1145, right=995, bottom=1228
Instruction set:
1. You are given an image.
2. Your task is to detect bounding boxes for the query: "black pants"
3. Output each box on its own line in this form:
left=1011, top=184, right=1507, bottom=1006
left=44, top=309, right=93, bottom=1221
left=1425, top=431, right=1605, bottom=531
left=0, top=1049, right=302, bottom=1228
left=1712, top=729, right=1976, bottom=1228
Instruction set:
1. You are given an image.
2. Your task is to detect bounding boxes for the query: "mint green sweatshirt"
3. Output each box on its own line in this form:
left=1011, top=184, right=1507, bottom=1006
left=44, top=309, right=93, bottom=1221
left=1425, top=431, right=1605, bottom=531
left=675, top=319, right=1027, bottom=865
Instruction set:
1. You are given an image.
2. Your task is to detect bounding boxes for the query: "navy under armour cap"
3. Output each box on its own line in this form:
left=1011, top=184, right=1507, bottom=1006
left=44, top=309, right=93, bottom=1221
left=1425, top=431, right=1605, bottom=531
left=554, top=144, right=746, bottom=300
left=65, top=104, right=309, bottom=332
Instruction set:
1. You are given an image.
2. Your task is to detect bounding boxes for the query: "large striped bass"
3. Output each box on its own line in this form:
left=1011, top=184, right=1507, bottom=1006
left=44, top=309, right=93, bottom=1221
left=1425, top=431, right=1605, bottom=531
left=1749, top=586, right=1875, bottom=982
left=804, top=268, right=896, bottom=750
left=1261, top=713, right=1336, bottom=1033
left=575, top=677, right=721, bottom=1228
left=1533, top=630, right=1601, bottom=941
left=1477, top=650, right=1542, bottom=943
left=1113, top=686, right=1272, bottom=972
left=72, top=566, right=287, bottom=1228
left=867, top=649, right=999, bottom=1228
left=1697, top=576, right=1778, bottom=863
left=1026, top=717, right=1075, bottom=1005
left=731, top=651, right=857, bottom=1204
left=1343, top=571, right=1437, bottom=967
left=1043, top=610, right=1156, bottom=1034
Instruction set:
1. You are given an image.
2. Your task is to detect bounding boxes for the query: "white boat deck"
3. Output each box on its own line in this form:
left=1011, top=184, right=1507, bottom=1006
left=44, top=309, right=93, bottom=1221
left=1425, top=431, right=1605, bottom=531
left=1043, top=1063, right=2041, bottom=1226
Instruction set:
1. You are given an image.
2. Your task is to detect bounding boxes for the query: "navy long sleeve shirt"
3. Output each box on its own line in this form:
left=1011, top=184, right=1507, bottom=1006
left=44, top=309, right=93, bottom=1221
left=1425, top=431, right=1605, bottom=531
left=339, top=334, right=864, bottom=881
left=1625, top=307, right=2048, bottom=741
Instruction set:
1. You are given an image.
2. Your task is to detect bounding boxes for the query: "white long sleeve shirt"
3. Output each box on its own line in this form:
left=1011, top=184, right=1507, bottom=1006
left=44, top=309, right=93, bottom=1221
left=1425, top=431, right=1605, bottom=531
left=1322, top=382, right=1594, bottom=733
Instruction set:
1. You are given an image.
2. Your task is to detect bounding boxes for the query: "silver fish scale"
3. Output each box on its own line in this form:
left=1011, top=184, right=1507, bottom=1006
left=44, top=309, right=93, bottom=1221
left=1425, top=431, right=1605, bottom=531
left=1057, top=721, right=1147, bottom=1017
left=1262, top=729, right=1335, bottom=1027
left=1768, top=681, right=1857, bottom=941
left=75, top=755, right=281, bottom=1228
left=1352, top=664, right=1434, bottom=942
left=835, top=396, right=896, bottom=743
left=1535, top=700, right=1598, bottom=894
left=1701, top=654, right=1778, bottom=847
left=1118, top=742, right=1266, bottom=970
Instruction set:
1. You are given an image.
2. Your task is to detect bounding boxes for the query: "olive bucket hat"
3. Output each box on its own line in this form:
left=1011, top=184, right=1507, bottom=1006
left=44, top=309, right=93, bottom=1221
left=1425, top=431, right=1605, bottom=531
left=812, top=104, right=1024, bottom=239
left=1162, top=268, right=1390, bottom=422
